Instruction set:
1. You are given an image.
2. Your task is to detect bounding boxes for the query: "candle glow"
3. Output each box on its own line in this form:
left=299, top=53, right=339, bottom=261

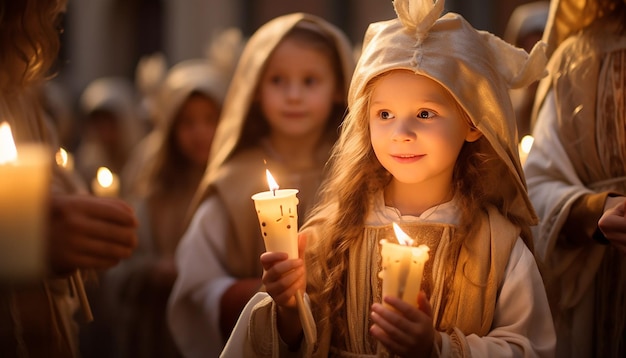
left=0, top=121, right=51, bottom=281
left=252, top=170, right=299, bottom=258
left=55, top=148, right=74, bottom=170
left=97, top=167, right=114, bottom=188
left=379, top=223, right=430, bottom=308
left=0, top=122, right=18, bottom=164
left=91, top=166, right=120, bottom=197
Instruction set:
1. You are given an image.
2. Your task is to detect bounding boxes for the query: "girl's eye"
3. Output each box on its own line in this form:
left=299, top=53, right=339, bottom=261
left=270, top=76, right=283, bottom=85
left=380, top=110, right=394, bottom=120
left=303, top=77, right=317, bottom=86
left=417, top=110, right=435, bottom=119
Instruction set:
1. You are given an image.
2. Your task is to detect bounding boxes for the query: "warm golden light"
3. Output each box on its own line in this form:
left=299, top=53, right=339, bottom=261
left=266, top=169, right=279, bottom=192
left=392, top=222, right=415, bottom=246
left=55, top=148, right=68, bottom=167
left=0, top=122, right=18, bottom=164
left=520, top=135, right=534, bottom=155
left=96, top=167, right=114, bottom=188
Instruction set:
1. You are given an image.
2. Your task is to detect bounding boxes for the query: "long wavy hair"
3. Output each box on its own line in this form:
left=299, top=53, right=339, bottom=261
left=302, top=70, right=533, bottom=340
left=0, top=0, right=65, bottom=90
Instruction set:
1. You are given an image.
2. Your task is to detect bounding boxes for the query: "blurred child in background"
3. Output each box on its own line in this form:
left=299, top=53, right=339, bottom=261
left=167, top=12, right=355, bottom=357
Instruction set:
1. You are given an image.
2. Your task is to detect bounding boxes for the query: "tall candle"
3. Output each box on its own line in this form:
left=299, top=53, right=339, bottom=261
left=91, top=166, right=120, bottom=197
left=251, top=169, right=316, bottom=344
left=0, top=122, right=51, bottom=281
left=379, top=223, right=430, bottom=308
left=251, top=169, right=299, bottom=258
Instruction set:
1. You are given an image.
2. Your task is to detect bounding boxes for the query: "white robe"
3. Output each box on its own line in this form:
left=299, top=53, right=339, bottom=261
left=222, top=197, right=555, bottom=357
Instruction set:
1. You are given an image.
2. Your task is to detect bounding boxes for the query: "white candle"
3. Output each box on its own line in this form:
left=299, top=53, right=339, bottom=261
left=0, top=122, right=51, bottom=281
left=251, top=169, right=299, bottom=258
left=379, top=223, right=430, bottom=308
left=252, top=169, right=318, bottom=344
left=91, top=166, right=120, bottom=197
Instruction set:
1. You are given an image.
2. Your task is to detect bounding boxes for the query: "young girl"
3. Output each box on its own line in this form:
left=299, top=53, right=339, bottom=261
left=105, top=58, right=229, bottom=358
left=167, top=13, right=355, bottom=357
left=225, top=0, right=555, bottom=356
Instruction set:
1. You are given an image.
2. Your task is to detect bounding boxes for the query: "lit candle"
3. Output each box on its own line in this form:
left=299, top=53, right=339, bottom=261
left=251, top=169, right=299, bottom=257
left=0, top=121, right=51, bottom=281
left=379, top=223, right=430, bottom=308
left=91, top=166, right=120, bottom=197
left=251, top=169, right=316, bottom=344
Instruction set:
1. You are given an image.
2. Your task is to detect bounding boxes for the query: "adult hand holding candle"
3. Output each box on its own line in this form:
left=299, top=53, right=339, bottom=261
left=379, top=223, right=430, bottom=308
left=0, top=122, right=51, bottom=281
left=252, top=169, right=316, bottom=344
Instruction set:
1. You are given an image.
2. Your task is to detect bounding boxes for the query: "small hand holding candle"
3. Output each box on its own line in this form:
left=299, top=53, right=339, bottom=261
left=379, top=223, right=430, bottom=308
left=252, top=169, right=316, bottom=343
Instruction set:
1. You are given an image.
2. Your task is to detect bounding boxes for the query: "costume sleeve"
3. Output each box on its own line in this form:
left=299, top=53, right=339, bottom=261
left=221, top=292, right=315, bottom=358
left=562, top=192, right=611, bottom=244
left=440, top=239, right=555, bottom=357
left=167, top=196, right=236, bottom=358
left=524, top=90, right=606, bottom=308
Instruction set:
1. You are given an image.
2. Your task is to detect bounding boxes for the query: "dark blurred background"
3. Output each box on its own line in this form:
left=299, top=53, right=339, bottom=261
left=57, top=0, right=536, bottom=101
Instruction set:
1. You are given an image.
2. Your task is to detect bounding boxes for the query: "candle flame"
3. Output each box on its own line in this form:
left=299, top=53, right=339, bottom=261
left=520, top=135, right=534, bottom=155
left=96, top=167, right=114, bottom=188
left=266, top=169, right=279, bottom=192
left=392, top=222, right=415, bottom=246
left=0, top=122, right=18, bottom=164
left=55, top=148, right=69, bottom=167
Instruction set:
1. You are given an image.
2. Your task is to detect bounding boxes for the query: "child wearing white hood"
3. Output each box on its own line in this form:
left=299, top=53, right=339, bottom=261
left=224, top=0, right=555, bottom=357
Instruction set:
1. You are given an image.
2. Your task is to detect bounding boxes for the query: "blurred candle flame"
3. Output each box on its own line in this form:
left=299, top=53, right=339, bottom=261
left=55, top=148, right=69, bottom=168
left=0, top=122, right=18, bottom=164
left=520, top=135, right=534, bottom=155
left=392, top=222, right=415, bottom=246
left=96, top=167, right=114, bottom=188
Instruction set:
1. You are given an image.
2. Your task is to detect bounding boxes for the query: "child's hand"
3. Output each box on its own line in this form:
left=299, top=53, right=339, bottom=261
left=260, top=233, right=307, bottom=310
left=599, top=196, right=626, bottom=254
left=370, top=291, right=439, bottom=357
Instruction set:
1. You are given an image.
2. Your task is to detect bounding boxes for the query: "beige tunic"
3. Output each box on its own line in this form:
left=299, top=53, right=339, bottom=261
left=525, top=20, right=626, bottom=357
left=222, top=199, right=555, bottom=357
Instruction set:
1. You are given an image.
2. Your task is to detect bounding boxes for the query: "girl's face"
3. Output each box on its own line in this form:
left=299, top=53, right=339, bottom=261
left=258, top=37, right=340, bottom=140
left=369, top=70, right=481, bottom=189
left=174, top=93, right=220, bottom=167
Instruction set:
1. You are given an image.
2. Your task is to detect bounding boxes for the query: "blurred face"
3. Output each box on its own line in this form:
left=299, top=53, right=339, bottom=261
left=87, top=110, right=121, bottom=150
left=174, top=93, right=220, bottom=167
left=369, top=70, right=481, bottom=189
left=258, top=37, right=340, bottom=141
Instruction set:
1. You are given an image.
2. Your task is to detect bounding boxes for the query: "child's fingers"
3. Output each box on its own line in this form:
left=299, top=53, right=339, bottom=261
left=370, top=323, right=404, bottom=353
left=417, top=291, right=433, bottom=317
left=371, top=304, right=410, bottom=344
left=260, top=251, right=289, bottom=270
left=264, top=263, right=305, bottom=304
